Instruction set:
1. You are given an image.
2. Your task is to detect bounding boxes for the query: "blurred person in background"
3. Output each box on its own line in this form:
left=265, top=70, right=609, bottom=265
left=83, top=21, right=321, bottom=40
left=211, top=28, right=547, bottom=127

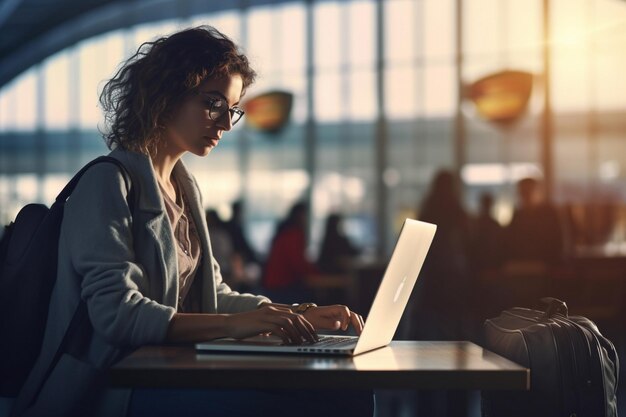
left=205, top=209, right=234, bottom=284
left=501, top=177, right=566, bottom=266
left=317, top=213, right=361, bottom=274
left=225, top=200, right=260, bottom=265
left=408, top=169, right=472, bottom=341
left=222, top=201, right=263, bottom=293
left=469, top=192, right=503, bottom=275
left=262, top=201, right=319, bottom=303
left=316, top=212, right=362, bottom=306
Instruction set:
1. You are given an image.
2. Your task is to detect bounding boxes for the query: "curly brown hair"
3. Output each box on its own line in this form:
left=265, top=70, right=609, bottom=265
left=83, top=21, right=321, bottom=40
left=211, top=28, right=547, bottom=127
left=99, top=25, right=256, bottom=155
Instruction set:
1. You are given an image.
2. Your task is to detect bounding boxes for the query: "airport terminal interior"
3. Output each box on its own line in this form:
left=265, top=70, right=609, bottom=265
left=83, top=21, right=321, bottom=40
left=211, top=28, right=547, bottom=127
left=1, top=0, right=626, bottom=416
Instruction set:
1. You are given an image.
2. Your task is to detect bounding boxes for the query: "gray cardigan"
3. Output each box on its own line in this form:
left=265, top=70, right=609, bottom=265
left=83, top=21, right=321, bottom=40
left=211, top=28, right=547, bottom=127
left=12, top=148, right=269, bottom=417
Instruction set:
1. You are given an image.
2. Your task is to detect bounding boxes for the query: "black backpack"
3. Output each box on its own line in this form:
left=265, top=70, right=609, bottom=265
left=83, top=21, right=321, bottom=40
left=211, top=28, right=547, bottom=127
left=0, top=156, right=132, bottom=397
left=482, top=297, right=619, bottom=417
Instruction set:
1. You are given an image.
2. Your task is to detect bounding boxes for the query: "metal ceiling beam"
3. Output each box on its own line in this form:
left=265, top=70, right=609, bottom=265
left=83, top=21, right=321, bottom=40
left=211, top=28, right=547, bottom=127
left=0, top=0, right=24, bottom=28
left=0, top=0, right=282, bottom=90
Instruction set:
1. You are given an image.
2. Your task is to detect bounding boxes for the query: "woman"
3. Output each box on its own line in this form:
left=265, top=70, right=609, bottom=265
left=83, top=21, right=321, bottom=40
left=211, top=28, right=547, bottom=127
left=12, top=26, right=369, bottom=417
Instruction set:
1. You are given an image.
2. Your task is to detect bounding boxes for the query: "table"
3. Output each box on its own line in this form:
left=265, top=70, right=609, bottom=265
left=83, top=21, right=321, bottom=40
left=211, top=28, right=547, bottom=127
left=109, top=341, right=529, bottom=391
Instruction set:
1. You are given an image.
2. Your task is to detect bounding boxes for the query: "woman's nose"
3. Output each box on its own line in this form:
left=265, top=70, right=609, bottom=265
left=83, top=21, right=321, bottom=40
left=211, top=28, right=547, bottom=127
left=215, top=111, right=233, bottom=131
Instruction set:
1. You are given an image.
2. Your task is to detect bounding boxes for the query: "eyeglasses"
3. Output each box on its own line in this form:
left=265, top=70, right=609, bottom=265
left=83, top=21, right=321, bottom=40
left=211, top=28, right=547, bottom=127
left=200, top=94, right=245, bottom=126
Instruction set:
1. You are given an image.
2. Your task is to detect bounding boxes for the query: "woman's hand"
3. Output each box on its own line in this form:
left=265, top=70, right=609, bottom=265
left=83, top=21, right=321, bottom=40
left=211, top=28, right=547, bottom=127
left=303, top=305, right=365, bottom=335
left=224, top=304, right=318, bottom=345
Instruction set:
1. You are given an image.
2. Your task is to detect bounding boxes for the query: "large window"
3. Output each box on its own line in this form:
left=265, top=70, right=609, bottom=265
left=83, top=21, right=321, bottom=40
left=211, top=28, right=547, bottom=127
left=1, top=0, right=626, bottom=252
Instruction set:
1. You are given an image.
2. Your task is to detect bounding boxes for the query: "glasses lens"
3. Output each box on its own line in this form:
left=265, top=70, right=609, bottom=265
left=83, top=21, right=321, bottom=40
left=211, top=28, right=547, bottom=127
left=230, top=108, right=244, bottom=125
left=209, top=99, right=227, bottom=121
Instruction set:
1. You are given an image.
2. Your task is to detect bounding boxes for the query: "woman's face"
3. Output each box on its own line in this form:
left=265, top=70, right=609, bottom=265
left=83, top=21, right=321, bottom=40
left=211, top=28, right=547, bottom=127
left=163, top=74, right=244, bottom=157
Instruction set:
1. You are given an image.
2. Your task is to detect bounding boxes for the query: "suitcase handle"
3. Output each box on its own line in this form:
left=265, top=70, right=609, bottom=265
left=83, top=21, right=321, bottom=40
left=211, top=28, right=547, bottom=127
left=541, top=297, right=568, bottom=318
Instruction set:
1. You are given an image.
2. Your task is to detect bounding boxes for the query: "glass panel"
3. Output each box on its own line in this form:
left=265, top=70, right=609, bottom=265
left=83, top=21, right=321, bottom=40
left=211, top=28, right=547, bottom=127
left=349, top=69, right=376, bottom=121
left=549, top=0, right=592, bottom=119
left=594, top=53, right=626, bottom=110
left=285, top=73, right=307, bottom=124
left=463, top=0, right=499, bottom=56
left=551, top=0, right=589, bottom=48
left=551, top=50, right=590, bottom=112
left=0, top=86, right=15, bottom=131
left=314, top=2, right=342, bottom=70
left=385, top=65, right=418, bottom=120
left=506, top=0, right=541, bottom=54
left=384, top=0, right=417, bottom=64
left=423, top=0, right=454, bottom=59
left=246, top=6, right=276, bottom=74
left=78, top=31, right=126, bottom=130
left=13, top=69, right=37, bottom=131
left=43, top=51, right=70, bottom=130
left=348, top=0, right=376, bottom=67
left=423, top=64, right=455, bottom=116
left=103, top=31, right=126, bottom=75
left=314, top=71, right=343, bottom=122
left=0, top=175, right=11, bottom=224
left=278, top=4, right=306, bottom=72
left=78, top=37, right=101, bottom=130
left=592, top=0, right=626, bottom=111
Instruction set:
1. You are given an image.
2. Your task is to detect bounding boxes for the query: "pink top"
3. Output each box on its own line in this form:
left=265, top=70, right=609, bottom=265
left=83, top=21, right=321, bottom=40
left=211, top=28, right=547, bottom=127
left=159, top=179, right=201, bottom=312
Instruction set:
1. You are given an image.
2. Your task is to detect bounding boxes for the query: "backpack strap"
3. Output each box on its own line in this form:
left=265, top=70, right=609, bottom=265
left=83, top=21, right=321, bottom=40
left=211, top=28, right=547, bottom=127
left=56, top=155, right=136, bottom=343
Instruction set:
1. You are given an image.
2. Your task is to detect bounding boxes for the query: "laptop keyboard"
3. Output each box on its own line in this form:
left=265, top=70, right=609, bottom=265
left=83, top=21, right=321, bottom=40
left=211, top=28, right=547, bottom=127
left=310, top=336, right=356, bottom=347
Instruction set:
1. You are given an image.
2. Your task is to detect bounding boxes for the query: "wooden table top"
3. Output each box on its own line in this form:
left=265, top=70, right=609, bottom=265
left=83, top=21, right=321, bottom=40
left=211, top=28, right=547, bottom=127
left=109, top=340, right=529, bottom=391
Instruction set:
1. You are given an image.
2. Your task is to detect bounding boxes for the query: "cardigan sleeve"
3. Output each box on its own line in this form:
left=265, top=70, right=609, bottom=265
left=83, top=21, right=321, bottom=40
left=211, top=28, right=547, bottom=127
left=61, top=163, right=175, bottom=348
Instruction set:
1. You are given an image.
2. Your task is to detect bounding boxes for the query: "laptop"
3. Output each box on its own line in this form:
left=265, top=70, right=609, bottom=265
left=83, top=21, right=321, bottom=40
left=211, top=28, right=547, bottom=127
left=195, top=218, right=436, bottom=356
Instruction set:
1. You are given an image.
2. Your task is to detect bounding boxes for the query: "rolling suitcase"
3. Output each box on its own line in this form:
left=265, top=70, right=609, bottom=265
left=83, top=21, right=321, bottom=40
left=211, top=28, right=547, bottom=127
left=482, top=297, right=619, bottom=417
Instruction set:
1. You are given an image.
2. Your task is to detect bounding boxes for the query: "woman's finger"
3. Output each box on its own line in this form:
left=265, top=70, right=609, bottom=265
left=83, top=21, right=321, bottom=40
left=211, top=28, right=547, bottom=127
left=293, top=314, right=318, bottom=342
left=257, top=308, right=297, bottom=343
left=339, top=306, right=352, bottom=331
left=350, top=311, right=363, bottom=334
left=284, top=313, right=317, bottom=343
left=271, top=327, right=291, bottom=345
left=276, top=316, right=304, bottom=344
left=276, top=308, right=318, bottom=342
left=266, top=309, right=316, bottom=343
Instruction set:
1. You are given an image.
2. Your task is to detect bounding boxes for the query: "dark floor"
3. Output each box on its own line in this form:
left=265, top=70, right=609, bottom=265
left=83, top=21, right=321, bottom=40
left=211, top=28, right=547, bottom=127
left=375, top=381, right=624, bottom=417
left=374, top=390, right=481, bottom=417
